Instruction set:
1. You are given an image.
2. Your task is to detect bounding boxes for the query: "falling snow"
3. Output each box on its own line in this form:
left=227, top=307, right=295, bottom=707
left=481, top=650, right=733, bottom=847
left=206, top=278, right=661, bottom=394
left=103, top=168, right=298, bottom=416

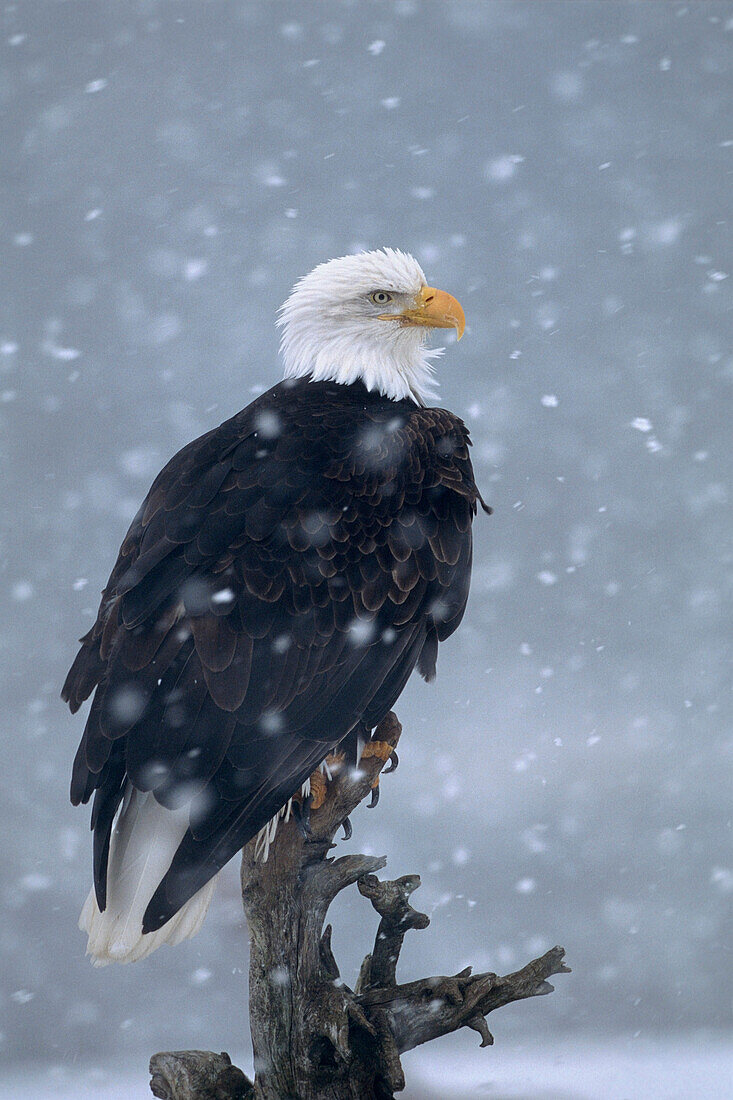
left=3, top=2, right=730, bottom=1092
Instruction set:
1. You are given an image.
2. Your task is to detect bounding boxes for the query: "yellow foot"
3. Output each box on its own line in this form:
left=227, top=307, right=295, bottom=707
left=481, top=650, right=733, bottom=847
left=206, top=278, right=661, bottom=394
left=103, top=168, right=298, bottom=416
left=309, top=769, right=327, bottom=810
left=361, top=740, right=393, bottom=788
left=309, top=752, right=346, bottom=810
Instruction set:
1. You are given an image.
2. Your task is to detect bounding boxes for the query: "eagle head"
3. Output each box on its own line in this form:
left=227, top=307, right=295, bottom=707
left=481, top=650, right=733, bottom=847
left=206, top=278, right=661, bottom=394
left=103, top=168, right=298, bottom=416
left=277, top=248, right=465, bottom=405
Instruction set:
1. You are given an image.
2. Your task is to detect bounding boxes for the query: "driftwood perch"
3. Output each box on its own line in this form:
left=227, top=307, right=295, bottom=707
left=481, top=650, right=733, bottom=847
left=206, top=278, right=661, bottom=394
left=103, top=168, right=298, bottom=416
left=150, top=712, right=569, bottom=1098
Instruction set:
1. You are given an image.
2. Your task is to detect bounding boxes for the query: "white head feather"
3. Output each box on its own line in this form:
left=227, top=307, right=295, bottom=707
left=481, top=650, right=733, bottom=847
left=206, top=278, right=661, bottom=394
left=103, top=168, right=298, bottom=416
left=277, top=248, right=445, bottom=405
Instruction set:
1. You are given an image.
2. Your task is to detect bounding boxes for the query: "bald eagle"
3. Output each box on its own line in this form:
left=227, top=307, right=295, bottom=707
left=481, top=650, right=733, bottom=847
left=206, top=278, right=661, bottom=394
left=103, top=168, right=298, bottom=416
left=63, top=249, right=489, bottom=964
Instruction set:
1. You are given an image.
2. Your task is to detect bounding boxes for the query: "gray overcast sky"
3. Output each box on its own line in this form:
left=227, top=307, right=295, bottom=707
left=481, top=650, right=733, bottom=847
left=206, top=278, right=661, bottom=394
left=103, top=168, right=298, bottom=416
left=1, top=0, right=730, bottom=1079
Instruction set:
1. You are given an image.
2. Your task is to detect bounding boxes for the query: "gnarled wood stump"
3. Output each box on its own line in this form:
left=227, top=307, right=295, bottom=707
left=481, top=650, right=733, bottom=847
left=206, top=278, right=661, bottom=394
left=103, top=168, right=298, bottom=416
left=150, top=713, right=569, bottom=1099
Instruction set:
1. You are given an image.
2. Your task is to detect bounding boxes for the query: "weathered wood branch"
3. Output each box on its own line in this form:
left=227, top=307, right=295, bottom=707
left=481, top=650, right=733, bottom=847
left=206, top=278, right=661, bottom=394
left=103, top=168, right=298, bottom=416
left=149, top=1049, right=253, bottom=1099
left=357, top=943, right=570, bottom=1054
left=356, top=873, right=430, bottom=992
left=150, top=712, right=570, bottom=1099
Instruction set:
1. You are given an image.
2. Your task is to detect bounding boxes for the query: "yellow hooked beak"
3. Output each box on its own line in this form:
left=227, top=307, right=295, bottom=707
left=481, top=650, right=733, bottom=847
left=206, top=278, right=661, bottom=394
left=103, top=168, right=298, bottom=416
left=380, top=285, right=466, bottom=341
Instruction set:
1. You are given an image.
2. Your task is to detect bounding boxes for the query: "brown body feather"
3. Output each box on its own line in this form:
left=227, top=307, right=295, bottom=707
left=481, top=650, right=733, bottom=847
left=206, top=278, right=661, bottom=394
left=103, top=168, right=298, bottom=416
left=63, top=378, right=489, bottom=932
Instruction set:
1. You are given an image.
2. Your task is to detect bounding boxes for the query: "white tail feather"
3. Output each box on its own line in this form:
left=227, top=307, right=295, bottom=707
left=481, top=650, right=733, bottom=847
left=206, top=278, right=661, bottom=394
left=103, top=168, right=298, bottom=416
left=80, top=785, right=217, bottom=966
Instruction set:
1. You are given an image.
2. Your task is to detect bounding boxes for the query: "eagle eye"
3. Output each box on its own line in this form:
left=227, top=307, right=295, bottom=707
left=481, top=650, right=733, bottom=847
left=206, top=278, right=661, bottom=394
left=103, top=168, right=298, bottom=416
left=370, top=290, right=393, bottom=305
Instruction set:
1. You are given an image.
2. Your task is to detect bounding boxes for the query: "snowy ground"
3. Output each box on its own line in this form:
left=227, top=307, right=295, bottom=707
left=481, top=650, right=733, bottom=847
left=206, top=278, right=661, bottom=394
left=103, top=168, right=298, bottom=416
left=2, top=1037, right=731, bottom=1099
left=402, top=1035, right=733, bottom=1099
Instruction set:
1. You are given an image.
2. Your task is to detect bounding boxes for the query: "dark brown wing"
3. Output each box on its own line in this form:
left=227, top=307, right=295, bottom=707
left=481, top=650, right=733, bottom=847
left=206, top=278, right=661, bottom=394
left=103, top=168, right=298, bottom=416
left=62, top=379, right=487, bottom=930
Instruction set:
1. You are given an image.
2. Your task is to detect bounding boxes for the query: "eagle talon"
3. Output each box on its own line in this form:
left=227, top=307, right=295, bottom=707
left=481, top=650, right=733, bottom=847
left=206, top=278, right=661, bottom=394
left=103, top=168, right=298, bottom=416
left=341, top=815, right=353, bottom=840
left=383, top=749, right=399, bottom=774
left=292, top=796, right=313, bottom=839
left=368, top=785, right=380, bottom=809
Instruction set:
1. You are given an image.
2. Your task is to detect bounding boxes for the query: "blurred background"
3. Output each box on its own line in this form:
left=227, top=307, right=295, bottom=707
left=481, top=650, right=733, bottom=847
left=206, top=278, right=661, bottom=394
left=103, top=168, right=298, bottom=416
left=1, top=1, right=731, bottom=1095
